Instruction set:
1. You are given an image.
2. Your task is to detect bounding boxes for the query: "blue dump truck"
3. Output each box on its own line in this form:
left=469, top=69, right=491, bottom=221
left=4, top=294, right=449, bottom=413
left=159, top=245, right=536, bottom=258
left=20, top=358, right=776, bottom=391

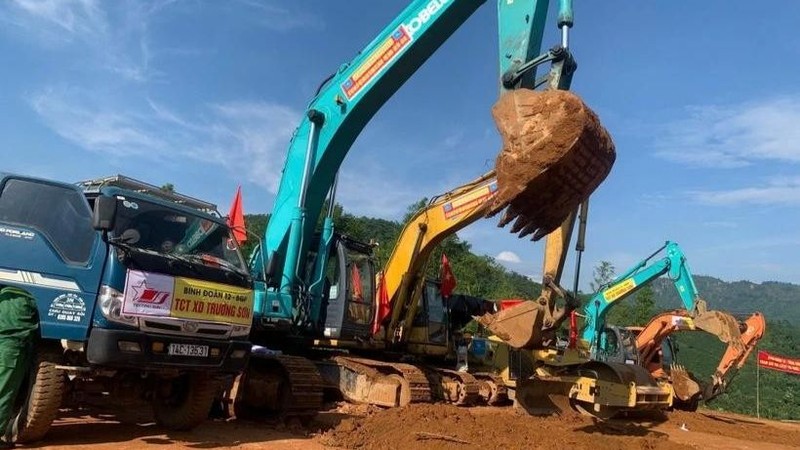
left=0, top=174, right=254, bottom=442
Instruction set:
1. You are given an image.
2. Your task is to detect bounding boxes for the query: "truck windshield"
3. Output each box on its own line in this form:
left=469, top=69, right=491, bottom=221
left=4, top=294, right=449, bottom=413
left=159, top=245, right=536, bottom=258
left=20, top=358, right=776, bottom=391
left=112, top=198, right=246, bottom=272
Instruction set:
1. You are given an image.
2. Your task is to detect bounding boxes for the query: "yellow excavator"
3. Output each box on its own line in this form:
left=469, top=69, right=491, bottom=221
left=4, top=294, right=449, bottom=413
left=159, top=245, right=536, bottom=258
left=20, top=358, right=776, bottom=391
left=306, top=169, right=675, bottom=419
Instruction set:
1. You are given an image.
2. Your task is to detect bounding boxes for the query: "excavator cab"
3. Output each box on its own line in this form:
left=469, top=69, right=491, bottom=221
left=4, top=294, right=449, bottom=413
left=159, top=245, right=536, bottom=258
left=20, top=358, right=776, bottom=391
left=318, top=234, right=376, bottom=340
left=599, top=327, right=641, bottom=366
left=407, top=281, right=450, bottom=348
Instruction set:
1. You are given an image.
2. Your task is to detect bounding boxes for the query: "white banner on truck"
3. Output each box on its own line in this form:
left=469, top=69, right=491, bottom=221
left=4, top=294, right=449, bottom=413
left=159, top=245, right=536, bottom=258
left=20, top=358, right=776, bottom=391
left=122, top=270, right=175, bottom=316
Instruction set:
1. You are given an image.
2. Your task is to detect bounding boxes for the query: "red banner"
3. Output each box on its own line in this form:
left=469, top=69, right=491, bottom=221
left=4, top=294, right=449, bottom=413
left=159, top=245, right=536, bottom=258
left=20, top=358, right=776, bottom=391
left=758, top=350, right=800, bottom=376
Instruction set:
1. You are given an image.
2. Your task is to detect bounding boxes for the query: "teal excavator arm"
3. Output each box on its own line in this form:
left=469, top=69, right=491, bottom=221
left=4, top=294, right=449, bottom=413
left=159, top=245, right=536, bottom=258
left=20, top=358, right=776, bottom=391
left=581, top=241, right=702, bottom=354
left=251, top=0, right=576, bottom=328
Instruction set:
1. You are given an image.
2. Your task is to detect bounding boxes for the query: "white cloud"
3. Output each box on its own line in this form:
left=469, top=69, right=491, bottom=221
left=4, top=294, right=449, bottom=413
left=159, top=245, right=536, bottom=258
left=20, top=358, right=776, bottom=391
left=28, top=87, right=299, bottom=193
left=2, top=1, right=171, bottom=83
left=8, top=0, right=106, bottom=37
left=495, top=250, right=522, bottom=263
left=702, top=221, right=738, bottom=229
left=442, top=129, right=465, bottom=149
left=235, top=0, right=324, bottom=31
left=337, top=163, right=423, bottom=219
left=30, top=88, right=168, bottom=156
left=198, top=102, right=299, bottom=194
left=689, top=176, right=800, bottom=206
left=654, top=96, right=800, bottom=168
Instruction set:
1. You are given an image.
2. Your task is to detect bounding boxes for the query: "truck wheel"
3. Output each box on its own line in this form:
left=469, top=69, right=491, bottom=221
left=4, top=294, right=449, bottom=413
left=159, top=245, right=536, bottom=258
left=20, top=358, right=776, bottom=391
left=152, top=372, right=216, bottom=430
left=12, top=350, right=65, bottom=444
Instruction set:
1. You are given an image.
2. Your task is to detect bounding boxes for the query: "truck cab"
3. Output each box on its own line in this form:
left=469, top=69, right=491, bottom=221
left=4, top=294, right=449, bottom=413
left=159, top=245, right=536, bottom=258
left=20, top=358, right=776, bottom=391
left=0, top=173, right=254, bottom=440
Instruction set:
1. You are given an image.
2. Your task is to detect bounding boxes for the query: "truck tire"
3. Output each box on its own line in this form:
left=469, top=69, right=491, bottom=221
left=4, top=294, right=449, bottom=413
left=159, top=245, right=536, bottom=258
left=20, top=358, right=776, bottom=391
left=12, top=350, right=65, bottom=444
left=152, top=372, right=216, bottom=431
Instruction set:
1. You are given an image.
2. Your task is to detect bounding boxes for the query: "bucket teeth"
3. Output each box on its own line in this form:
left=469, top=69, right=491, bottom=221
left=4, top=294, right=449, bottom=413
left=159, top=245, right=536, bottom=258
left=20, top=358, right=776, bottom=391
left=488, top=89, right=615, bottom=242
left=497, top=206, right=517, bottom=227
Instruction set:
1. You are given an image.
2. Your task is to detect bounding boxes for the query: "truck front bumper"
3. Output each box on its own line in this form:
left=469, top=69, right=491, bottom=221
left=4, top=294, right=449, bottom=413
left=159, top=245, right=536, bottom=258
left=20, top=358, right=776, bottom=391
left=86, top=328, right=250, bottom=373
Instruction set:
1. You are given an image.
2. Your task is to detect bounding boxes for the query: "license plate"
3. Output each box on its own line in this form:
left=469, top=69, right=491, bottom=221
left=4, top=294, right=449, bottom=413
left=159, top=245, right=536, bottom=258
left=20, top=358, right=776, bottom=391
left=167, top=343, right=209, bottom=357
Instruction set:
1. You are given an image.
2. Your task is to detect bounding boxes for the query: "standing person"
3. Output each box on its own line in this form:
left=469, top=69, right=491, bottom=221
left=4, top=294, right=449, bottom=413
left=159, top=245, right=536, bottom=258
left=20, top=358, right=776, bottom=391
left=0, top=287, right=38, bottom=449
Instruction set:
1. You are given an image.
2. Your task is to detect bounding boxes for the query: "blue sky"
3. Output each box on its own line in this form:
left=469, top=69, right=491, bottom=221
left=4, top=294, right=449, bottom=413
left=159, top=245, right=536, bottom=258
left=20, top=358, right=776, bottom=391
left=2, top=1, right=800, bottom=289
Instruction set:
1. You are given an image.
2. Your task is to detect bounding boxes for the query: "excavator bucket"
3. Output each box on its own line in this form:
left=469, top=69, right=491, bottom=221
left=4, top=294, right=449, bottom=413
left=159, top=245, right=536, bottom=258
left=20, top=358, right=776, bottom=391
left=669, top=363, right=701, bottom=407
left=693, top=310, right=743, bottom=348
left=488, top=89, right=616, bottom=240
left=477, top=301, right=544, bottom=349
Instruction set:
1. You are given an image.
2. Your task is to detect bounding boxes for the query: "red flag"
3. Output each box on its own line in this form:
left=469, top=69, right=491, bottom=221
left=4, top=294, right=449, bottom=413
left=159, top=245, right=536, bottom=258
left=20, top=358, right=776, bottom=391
left=227, top=186, right=247, bottom=244
left=440, top=252, right=456, bottom=298
left=351, top=264, right=363, bottom=300
left=372, top=271, right=391, bottom=334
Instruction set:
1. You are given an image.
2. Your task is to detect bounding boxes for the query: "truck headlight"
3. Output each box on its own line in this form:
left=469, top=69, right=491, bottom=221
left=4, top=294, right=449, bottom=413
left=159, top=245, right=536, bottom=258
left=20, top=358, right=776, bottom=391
left=231, top=324, right=251, bottom=337
left=99, top=285, right=138, bottom=327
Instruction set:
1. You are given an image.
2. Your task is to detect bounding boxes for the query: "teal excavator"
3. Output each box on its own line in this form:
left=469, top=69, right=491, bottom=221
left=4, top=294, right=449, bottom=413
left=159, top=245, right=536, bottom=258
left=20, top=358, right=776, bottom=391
left=226, top=0, right=617, bottom=419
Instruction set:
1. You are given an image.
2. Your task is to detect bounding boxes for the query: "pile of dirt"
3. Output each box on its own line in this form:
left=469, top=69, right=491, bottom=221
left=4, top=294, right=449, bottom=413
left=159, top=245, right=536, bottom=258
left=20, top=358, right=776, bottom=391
left=489, top=89, right=615, bottom=241
left=320, top=404, right=691, bottom=450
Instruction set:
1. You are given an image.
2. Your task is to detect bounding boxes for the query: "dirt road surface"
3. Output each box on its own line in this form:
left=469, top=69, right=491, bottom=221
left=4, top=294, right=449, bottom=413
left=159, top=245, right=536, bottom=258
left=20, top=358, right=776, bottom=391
left=30, top=404, right=800, bottom=450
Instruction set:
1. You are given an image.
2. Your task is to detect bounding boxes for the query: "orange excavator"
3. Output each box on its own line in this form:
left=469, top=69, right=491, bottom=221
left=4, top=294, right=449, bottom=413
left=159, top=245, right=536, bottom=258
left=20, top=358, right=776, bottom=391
left=613, top=309, right=766, bottom=410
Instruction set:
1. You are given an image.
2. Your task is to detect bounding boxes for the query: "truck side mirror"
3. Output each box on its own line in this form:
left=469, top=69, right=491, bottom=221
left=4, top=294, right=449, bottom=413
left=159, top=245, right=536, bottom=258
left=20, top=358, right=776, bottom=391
left=93, top=196, right=117, bottom=231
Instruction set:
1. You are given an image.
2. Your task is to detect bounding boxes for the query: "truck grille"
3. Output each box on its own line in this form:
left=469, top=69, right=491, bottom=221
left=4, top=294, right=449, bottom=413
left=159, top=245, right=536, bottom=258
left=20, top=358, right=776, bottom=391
left=140, top=317, right=231, bottom=340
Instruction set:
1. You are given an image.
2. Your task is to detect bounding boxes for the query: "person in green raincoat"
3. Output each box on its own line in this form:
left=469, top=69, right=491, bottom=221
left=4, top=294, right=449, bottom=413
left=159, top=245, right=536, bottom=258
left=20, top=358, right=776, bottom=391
left=0, top=287, right=38, bottom=449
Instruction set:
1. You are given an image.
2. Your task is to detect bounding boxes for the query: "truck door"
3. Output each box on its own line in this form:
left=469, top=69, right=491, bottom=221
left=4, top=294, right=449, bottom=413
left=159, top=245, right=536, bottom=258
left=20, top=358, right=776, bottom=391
left=0, top=177, right=106, bottom=340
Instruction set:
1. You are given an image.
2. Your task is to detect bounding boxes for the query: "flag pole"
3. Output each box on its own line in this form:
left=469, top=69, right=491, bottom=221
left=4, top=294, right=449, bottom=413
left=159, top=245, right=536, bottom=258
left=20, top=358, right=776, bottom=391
left=756, top=346, right=761, bottom=419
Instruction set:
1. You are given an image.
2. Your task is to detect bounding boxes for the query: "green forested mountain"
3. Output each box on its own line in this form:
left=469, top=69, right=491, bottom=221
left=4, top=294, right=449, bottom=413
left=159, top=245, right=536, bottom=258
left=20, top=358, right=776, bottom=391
left=651, top=275, right=800, bottom=323
left=672, top=321, right=799, bottom=420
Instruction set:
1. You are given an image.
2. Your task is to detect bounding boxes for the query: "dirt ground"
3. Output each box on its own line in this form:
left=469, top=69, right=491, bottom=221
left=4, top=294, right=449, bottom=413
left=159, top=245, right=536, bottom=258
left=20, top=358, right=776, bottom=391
left=29, top=403, right=800, bottom=450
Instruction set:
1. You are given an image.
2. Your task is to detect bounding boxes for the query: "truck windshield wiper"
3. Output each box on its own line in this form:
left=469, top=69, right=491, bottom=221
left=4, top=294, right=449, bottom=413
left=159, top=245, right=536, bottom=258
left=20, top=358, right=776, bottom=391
left=183, top=254, right=250, bottom=280
left=161, top=252, right=204, bottom=276
left=106, top=234, right=142, bottom=258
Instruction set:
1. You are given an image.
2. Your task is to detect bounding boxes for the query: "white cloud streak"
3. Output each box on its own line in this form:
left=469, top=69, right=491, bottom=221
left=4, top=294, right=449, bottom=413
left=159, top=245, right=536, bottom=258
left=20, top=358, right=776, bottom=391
left=8, top=0, right=106, bottom=36
left=495, top=251, right=522, bottom=263
left=29, top=87, right=298, bottom=192
left=234, top=0, right=324, bottom=31
left=655, top=96, right=800, bottom=168
left=689, top=176, right=800, bottom=206
left=1, top=0, right=175, bottom=83
left=28, top=87, right=422, bottom=218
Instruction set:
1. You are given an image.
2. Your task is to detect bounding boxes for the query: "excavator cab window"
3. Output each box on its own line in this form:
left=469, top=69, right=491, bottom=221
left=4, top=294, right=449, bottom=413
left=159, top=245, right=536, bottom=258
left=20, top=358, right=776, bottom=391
left=344, top=250, right=374, bottom=326
left=423, top=281, right=447, bottom=344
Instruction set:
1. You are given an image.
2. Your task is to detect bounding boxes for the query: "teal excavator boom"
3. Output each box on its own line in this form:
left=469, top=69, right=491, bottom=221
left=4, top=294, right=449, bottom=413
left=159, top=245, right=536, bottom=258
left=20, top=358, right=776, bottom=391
left=581, top=241, right=742, bottom=358
left=250, top=0, right=614, bottom=333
